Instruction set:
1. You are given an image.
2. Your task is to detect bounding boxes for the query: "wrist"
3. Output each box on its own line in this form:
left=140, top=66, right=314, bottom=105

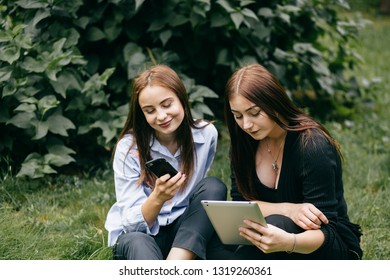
left=281, top=202, right=293, bottom=217
left=286, top=233, right=296, bottom=254
left=149, top=191, right=166, bottom=206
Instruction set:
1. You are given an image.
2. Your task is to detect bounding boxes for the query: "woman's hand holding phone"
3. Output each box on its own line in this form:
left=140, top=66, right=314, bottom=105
left=145, top=158, right=186, bottom=203
left=152, top=172, right=186, bottom=204
left=141, top=170, right=185, bottom=228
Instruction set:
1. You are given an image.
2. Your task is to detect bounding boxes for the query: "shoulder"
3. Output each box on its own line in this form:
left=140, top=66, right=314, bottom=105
left=115, top=133, right=137, bottom=157
left=299, top=128, right=332, bottom=150
left=295, top=128, right=339, bottom=164
left=192, top=120, right=218, bottom=140
left=117, top=133, right=134, bottom=148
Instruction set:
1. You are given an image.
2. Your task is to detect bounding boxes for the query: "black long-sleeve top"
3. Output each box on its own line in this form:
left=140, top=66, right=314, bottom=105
left=230, top=129, right=362, bottom=258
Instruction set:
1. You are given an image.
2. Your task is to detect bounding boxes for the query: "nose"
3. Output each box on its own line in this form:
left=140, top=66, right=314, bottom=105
left=156, top=109, right=167, bottom=121
left=242, top=115, right=253, bottom=130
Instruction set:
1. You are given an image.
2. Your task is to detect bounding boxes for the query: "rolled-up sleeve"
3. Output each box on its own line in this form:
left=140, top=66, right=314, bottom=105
left=113, top=136, right=159, bottom=235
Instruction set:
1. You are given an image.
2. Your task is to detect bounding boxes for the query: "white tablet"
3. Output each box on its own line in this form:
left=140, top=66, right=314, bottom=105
left=201, top=200, right=267, bottom=245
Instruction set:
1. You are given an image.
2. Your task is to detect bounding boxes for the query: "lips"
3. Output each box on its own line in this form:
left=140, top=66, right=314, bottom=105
left=247, top=129, right=262, bottom=139
left=159, top=119, right=172, bottom=128
left=247, top=129, right=259, bottom=134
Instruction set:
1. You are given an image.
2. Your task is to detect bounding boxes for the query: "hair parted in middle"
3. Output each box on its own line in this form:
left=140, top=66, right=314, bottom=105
left=224, top=63, right=341, bottom=199
left=115, top=64, right=205, bottom=189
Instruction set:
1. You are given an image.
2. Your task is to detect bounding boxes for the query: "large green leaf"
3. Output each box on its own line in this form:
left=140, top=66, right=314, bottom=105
left=50, top=71, right=82, bottom=98
left=46, top=110, right=76, bottom=136
left=2, top=84, right=17, bottom=97
left=31, top=119, right=49, bottom=140
left=258, top=8, right=274, bottom=18
left=15, top=0, right=49, bottom=9
left=16, top=152, right=57, bottom=179
left=47, top=144, right=76, bottom=156
left=15, top=33, right=32, bottom=50
left=210, top=12, right=229, bottom=27
left=191, top=103, right=215, bottom=118
left=0, top=31, right=12, bottom=43
left=241, top=8, right=259, bottom=22
left=82, top=68, right=115, bottom=93
left=230, top=12, right=244, bottom=29
left=6, top=112, right=35, bottom=129
left=170, top=15, right=188, bottom=27
left=189, top=85, right=219, bottom=101
left=0, top=66, right=12, bottom=83
left=86, top=26, right=106, bottom=41
left=103, top=19, right=122, bottom=42
left=159, top=30, right=172, bottom=46
left=0, top=45, right=20, bottom=64
left=91, top=90, right=109, bottom=106
left=37, top=95, right=59, bottom=117
left=30, top=9, right=51, bottom=28
left=216, top=0, right=235, bottom=13
left=14, top=103, right=36, bottom=113
left=127, top=54, right=146, bottom=79
left=21, top=56, right=47, bottom=73
left=135, top=0, right=146, bottom=11
left=90, top=120, right=117, bottom=144
left=44, top=153, right=75, bottom=167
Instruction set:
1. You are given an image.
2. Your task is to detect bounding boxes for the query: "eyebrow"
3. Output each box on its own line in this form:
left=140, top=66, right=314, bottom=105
left=231, top=105, right=259, bottom=113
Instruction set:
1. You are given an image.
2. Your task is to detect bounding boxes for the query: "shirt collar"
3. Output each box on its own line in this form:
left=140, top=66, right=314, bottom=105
left=149, top=126, right=206, bottom=155
left=192, top=126, right=206, bottom=144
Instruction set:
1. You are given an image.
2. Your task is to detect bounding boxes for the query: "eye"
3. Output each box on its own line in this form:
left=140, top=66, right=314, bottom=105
left=232, top=112, right=243, bottom=119
left=144, top=108, right=155, bottom=114
left=161, top=101, right=172, bottom=108
left=250, top=110, right=261, bottom=117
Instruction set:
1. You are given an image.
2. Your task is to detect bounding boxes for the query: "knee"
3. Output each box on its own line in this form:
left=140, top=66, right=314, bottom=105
left=117, top=232, right=153, bottom=250
left=199, top=176, right=227, bottom=198
left=114, top=232, right=162, bottom=260
left=266, top=214, right=304, bottom=234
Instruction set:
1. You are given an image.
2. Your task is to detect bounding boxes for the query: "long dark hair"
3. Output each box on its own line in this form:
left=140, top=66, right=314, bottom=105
left=224, top=63, right=342, bottom=200
left=115, top=64, right=204, bottom=189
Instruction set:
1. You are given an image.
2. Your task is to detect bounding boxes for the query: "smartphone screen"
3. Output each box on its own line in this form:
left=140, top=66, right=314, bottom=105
left=145, top=158, right=178, bottom=178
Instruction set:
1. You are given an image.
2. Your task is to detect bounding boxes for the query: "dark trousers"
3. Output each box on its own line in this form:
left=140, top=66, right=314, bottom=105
left=113, top=177, right=228, bottom=260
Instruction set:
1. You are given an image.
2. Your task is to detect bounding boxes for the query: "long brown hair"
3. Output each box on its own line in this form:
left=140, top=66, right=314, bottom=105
left=224, top=63, right=342, bottom=200
left=115, top=64, right=203, bottom=189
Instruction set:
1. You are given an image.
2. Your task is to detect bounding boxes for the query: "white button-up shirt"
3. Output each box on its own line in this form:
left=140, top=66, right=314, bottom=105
left=105, top=121, right=218, bottom=246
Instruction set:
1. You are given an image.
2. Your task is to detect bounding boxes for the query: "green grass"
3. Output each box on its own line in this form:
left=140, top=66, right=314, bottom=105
left=0, top=175, right=114, bottom=260
left=1, top=11, right=389, bottom=260
left=334, top=12, right=390, bottom=259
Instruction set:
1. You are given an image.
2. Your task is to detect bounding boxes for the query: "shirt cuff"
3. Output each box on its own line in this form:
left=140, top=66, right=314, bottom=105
left=122, top=205, right=160, bottom=236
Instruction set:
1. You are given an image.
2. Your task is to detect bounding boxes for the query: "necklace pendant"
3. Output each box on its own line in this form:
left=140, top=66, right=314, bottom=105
left=272, top=162, right=278, bottom=171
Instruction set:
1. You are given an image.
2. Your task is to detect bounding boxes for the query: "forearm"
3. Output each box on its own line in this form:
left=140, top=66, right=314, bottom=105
left=141, top=193, right=164, bottom=227
left=289, top=229, right=324, bottom=254
left=255, top=201, right=291, bottom=217
left=255, top=200, right=328, bottom=230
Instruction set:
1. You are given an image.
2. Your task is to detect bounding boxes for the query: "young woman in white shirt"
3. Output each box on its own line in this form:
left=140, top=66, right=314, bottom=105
left=105, top=65, right=227, bottom=260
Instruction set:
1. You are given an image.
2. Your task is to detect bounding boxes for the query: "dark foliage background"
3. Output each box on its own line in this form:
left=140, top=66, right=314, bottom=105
left=0, top=0, right=366, bottom=178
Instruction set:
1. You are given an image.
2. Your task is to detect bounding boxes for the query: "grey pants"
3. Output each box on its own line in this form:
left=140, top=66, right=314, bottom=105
left=113, top=176, right=228, bottom=260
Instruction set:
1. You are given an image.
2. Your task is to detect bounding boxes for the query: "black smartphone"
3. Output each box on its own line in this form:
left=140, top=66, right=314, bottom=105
left=145, top=158, right=178, bottom=178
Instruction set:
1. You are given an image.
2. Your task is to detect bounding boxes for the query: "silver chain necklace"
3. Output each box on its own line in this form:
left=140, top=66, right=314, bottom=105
left=265, top=136, right=286, bottom=173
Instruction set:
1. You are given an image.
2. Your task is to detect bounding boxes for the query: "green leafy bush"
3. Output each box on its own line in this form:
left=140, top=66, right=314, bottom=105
left=0, top=0, right=365, bottom=178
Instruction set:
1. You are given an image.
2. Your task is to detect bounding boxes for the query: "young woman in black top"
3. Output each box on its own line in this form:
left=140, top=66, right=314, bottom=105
left=224, top=63, right=362, bottom=259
